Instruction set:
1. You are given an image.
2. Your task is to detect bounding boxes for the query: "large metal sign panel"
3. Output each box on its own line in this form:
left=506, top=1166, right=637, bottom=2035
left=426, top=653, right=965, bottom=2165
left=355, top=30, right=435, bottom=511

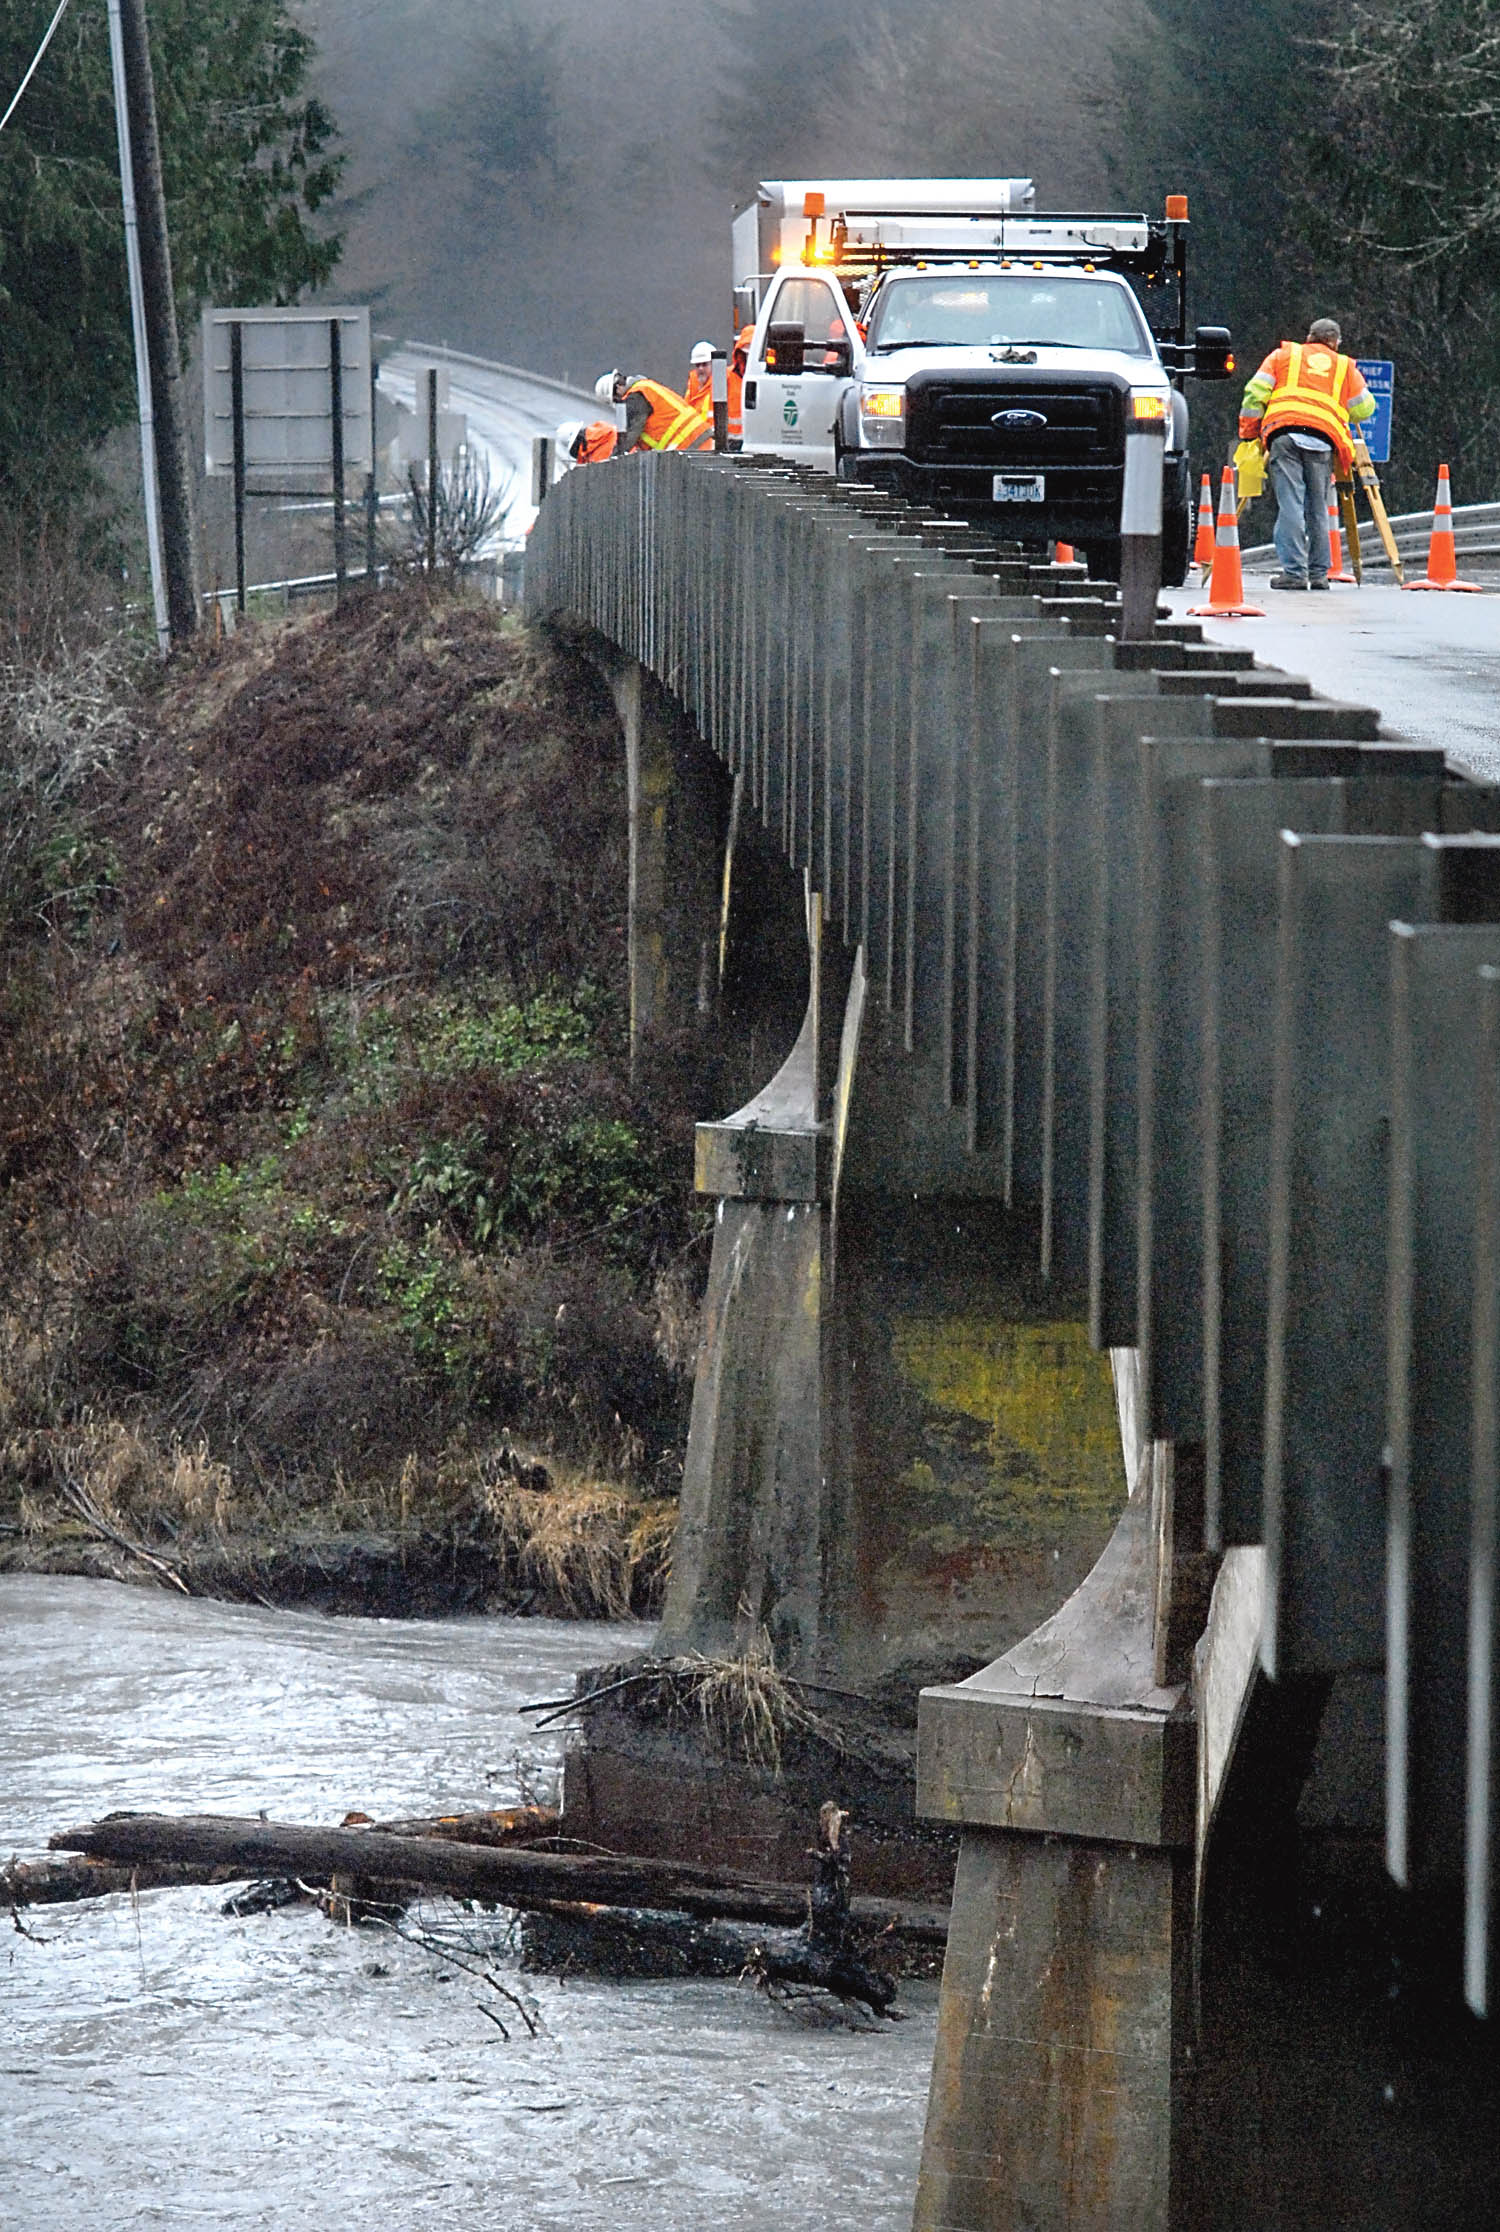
left=202, top=306, right=372, bottom=481
left=1355, top=357, right=1394, bottom=464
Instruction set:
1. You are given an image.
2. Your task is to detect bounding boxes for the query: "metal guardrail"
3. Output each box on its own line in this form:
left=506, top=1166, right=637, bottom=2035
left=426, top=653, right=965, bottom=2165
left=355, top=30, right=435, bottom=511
left=201, top=550, right=515, bottom=619
left=396, top=340, right=594, bottom=409
left=526, top=451, right=1500, bottom=2015
left=1242, top=499, right=1500, bottom=568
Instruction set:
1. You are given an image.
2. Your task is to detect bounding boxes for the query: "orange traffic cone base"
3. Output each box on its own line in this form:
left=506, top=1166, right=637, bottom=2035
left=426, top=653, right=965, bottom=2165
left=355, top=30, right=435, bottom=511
left=1404, top=464, right=1489, bottom=592
left=1187, top=595, right=1266, bottom=617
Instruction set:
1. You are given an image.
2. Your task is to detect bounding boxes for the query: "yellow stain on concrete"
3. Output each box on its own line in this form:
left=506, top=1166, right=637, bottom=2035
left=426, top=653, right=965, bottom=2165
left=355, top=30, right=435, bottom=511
left=891, top=1312, right=1122, bottom=1524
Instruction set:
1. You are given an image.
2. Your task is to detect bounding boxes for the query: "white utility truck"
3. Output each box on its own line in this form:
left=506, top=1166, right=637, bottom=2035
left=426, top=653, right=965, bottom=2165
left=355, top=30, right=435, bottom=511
left=730, top=179, right=1233, bottom=584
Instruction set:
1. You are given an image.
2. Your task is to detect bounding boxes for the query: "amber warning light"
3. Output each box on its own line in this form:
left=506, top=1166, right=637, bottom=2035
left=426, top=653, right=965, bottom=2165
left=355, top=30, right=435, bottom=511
left=803, top=191, right=825, bottom=218
left=1165, top=194, right=1189, bottom=222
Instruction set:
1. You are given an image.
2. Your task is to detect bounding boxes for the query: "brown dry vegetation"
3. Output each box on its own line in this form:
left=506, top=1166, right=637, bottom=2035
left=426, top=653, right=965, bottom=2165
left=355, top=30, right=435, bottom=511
left=0, top=583, right=708, bottom=1616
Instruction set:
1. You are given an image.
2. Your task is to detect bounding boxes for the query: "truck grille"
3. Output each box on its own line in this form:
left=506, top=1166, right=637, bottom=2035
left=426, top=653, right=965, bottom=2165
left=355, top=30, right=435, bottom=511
left=905, top=380, right=1125, bottom=468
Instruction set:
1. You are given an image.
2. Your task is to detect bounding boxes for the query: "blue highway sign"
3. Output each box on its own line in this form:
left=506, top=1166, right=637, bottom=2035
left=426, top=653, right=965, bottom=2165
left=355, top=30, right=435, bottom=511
left=1356, top=359, right=1394, bottom=464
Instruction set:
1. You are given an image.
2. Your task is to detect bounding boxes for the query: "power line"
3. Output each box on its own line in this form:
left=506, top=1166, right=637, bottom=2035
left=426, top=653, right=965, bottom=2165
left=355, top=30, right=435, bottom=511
left=0, top=0, right=72, bottom=138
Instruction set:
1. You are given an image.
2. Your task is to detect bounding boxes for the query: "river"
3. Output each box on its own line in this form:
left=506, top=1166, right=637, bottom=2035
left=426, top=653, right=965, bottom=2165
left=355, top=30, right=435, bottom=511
left=1, top=1576, right=937, bottom=2230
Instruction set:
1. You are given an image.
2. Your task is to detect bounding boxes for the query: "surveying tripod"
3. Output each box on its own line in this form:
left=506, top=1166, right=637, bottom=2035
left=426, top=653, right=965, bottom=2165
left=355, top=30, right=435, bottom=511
left=1336, top=436, right=1405, bottom=586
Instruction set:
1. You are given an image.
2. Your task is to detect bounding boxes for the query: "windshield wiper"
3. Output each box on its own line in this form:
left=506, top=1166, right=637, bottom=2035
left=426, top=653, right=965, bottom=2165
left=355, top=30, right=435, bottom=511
left=869, top=338, right=963, bottom=352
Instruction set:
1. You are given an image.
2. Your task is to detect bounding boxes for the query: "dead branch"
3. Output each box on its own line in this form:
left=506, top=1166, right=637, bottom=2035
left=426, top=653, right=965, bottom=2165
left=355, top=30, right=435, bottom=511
left=57, top=1478, right=193, bottom=1595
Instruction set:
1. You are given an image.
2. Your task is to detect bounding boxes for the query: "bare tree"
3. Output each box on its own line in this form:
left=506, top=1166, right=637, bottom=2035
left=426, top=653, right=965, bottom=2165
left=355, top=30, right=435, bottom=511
left=400, top=448, right=514, bottom=573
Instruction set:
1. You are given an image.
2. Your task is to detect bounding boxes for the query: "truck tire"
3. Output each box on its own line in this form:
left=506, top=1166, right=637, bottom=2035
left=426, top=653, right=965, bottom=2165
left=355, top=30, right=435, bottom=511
left=1162, top=459, right=1192, bottom=588
left=1085, top=538, right=1121, bottom=584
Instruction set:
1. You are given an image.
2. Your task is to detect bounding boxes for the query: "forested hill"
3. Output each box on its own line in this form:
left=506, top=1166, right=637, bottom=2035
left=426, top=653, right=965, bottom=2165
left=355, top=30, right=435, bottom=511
left=302, top=0, right=1134, bottom=389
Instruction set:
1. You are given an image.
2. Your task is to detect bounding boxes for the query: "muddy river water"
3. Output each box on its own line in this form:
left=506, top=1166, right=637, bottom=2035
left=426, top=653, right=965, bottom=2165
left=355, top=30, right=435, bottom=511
left=1, top=1576, right=937, bottom=2230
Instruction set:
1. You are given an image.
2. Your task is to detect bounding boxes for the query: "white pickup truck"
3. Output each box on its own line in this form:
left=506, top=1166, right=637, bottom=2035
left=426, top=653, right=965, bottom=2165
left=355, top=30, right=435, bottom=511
left=730, top=179, right=1234, bottom=585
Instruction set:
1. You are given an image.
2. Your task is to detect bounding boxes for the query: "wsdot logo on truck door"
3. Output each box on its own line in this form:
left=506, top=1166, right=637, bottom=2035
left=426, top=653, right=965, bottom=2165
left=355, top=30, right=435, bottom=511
left=783, top=393, right=799, bottom=428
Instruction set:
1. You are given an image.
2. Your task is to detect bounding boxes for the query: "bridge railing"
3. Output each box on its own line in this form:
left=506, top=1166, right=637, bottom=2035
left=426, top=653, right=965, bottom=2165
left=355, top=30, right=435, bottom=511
left=1242, top=497, right=1500, bottom=571
left=527, top=449, right=1500, bottom=2015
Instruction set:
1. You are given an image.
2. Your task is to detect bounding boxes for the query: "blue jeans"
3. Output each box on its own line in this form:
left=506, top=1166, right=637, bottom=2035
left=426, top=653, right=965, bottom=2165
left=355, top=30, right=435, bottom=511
left=1267, top=434, right=1333, bottom=582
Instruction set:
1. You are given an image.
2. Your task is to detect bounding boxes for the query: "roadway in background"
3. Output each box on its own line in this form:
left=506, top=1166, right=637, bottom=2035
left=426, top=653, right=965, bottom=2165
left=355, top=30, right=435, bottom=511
left=1165, top=567, right=1500, bottom=783
left=379, top=345, right=594, bottom=545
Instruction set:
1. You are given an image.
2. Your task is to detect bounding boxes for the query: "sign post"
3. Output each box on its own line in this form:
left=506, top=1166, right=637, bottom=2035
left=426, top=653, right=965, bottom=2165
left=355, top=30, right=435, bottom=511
left=203, top=307, right=373, bottom=610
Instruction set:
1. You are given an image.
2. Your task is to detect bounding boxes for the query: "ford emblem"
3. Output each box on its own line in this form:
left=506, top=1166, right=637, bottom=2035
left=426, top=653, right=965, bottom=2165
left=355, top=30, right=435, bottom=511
left=992, top=408, right=1048, bottom=430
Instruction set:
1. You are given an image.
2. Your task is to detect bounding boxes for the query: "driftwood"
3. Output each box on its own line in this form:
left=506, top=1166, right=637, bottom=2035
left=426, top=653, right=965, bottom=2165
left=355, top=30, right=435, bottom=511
left=57, top=1479, right=193, bottom=1594
left=48, top=1810, right=949, bottom=1946
left=3, top=1854, right=248, bottom=1907
left=5, top=1806, right=560, bottom=1910
left=521, top=1806, right=901, bottom=2018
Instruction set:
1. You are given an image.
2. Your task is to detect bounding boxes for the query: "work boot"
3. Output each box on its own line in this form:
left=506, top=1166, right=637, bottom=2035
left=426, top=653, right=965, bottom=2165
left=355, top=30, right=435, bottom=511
left=1308, top=578, right=1331, bottom=591
left=1269, top=573, right=1308, bottom=590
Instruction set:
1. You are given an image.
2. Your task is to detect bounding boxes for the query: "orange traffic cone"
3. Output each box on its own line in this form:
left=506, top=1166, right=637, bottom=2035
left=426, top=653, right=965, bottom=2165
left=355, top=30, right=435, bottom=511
left=1406, top=465, right=1485, bottom=591
left=1054, top=541, right=1076, bottom=564
left=1188, top=466, right=1265, bottom=618
left=1326, top=498, right=1356, bottom=584
left=1193, top=472, right=1215, bottom=573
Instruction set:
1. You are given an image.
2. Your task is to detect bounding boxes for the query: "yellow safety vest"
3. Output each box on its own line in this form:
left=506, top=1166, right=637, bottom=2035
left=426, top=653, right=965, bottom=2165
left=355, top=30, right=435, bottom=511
left=1259, top=342, right=1365, bottom=473
left=627, top=379, right=712, bottom=453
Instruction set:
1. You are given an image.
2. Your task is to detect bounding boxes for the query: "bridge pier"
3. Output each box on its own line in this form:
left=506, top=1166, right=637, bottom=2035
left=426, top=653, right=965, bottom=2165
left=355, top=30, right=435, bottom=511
left=607, top=658, right=728, bottom=1067
left=914, top=1373, right=1197, bottom=2230
left=658, top=929, right=847, bottom=1672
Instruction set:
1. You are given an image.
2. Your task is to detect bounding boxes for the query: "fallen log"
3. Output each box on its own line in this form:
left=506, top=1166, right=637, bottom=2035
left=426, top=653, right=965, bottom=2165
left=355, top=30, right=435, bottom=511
left=5, top=1805, right=560, bottom=1909
left=2, top=1854, right=249, bottom=1907
left=521, top=1904, right=899, bottom=2017
left=49, top=1811, right=949, bottom=1945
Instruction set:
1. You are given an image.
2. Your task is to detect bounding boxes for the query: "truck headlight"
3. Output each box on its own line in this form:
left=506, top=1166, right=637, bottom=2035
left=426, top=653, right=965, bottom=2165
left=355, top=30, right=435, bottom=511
left=858, top=385, right=907, bottom=447
left=1128, top=391, right=1170, bottom=422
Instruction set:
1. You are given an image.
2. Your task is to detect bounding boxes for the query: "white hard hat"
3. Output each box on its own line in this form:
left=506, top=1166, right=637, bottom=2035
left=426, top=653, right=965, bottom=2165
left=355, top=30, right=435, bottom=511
left=690, top=341, right=714, bottom=364
left=594, top=370, right=620, bottom=405
left=555, top=420, right=583, bottom=449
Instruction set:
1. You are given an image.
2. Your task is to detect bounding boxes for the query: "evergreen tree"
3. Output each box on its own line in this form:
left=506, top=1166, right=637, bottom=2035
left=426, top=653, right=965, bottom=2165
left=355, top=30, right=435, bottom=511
left=407, top=7, right=562, bottom=208
left=1109, top=0, right=1338, bottom=465
left=0, top=0, right=341, bottom=493
left=708, top=0, right=863, bottom=193
left=1307, top=0, right=1500, bottom=502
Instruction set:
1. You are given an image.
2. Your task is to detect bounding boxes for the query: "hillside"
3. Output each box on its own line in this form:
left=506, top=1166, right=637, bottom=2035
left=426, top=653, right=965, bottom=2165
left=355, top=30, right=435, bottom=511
left=0, top=588, right=707, bottom=1615
left=303, top=0, right=1140, bottom=387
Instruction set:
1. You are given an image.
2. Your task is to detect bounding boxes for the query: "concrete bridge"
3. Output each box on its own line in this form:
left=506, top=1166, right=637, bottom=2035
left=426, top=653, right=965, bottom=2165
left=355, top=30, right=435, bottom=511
left=525, top=451, right=1500, bottom=2228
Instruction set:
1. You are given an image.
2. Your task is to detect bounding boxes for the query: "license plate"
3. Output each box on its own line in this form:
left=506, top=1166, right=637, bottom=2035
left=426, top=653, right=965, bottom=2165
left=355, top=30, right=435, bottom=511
left=994, top=473, right=1045, bottom=503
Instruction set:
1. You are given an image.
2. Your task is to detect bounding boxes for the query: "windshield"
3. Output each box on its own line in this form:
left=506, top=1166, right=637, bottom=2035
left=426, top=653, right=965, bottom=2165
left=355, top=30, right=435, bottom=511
left=865, top=273, right=1153, bottom=357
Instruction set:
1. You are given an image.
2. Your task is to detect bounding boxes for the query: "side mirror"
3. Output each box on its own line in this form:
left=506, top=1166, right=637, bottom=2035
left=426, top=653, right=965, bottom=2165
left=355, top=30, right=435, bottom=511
left=821, top=336, right=854, bottom=379
left=764, top=321, right=806, bottom=376
left=1192, top=325, right=1235, bottom=381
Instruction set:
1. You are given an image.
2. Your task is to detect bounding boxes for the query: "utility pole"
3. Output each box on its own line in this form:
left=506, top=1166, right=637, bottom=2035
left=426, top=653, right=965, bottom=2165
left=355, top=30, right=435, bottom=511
left=104, top=0, right=168, bottom=651
left=117, top=0, right=199, bottom=640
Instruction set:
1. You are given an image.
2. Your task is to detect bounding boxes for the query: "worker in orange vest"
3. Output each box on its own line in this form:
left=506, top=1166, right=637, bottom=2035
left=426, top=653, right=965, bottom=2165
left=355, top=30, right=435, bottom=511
left=727, top=326, right=753, bottom=448
left=684, top=341, right=714, bottom=411
left=594, top=370, right=711, bottom=453
left=1238, top=317, right=1377, bottom=590
left=562, top=419, right=617, bottom=464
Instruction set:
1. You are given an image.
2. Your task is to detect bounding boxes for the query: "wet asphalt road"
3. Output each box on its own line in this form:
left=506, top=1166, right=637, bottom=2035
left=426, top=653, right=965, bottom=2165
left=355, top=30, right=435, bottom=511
left=1165, top=566, right=1500, bottom=781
